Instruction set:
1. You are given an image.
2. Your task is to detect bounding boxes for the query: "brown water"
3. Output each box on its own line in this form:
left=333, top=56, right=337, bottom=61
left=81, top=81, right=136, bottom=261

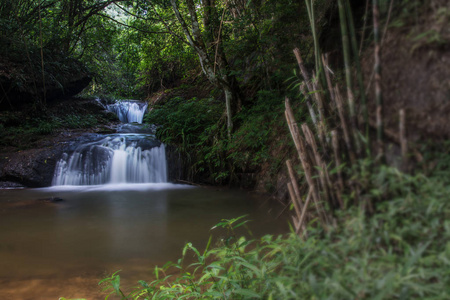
left=0, top=184, right=288, bottom=299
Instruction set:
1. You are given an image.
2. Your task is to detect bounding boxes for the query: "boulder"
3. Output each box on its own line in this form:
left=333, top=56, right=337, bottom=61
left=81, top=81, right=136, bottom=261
left=0, top=147, right=64, bottom=187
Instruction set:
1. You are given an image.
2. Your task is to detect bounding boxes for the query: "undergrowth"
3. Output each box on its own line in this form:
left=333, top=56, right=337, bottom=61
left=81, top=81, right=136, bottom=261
left=0, top=109, right=104, bottom=149
left=145, top=90, right=295, bottom=184
left=100, top=159, right=450, bottom=299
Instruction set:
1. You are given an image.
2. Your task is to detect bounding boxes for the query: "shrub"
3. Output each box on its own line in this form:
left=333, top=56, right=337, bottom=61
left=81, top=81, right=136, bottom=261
left=100, top=165, right=450, bottom=299
left=145, top=96, right=226, bottom=182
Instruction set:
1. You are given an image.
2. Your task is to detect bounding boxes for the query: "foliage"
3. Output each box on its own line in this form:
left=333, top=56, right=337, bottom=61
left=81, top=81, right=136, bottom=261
left=0, top=103, right=106, bottom=149
left=55, top=114, right=98, bottom=129
left=100, top=163, right=450, bottom=299
left=227, top=90, right=297, bottom=172
left=144, top=96, right=225, bottom=182
left=144, top=89, right=300, bottom=184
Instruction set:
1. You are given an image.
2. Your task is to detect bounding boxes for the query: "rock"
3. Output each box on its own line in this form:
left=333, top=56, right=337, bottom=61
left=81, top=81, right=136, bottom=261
left=37, top=197, right=64, bottom=203
left=95, top=125, right=117, bottom=134
left=0, top=147, right=64, bottom=187
left=0, top=133, right=106, bottom=187
left=0, top=181, right=25, bottom=189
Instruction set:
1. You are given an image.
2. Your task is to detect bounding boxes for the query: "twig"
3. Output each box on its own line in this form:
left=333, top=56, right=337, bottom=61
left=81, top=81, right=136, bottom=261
left=373, top=0, right=384, bottom=157
left=321, top=54, right=336, bottom=105
left=175, top=179, right=204, bottom=187
left=293, top=48, right=314, bottom=93
left=286, top=160, right=304, bottom=212
left=287, top=182, right=302, bottom=219
left=334, top=87, right=356, bottom=164
left=213, top=6, right=227, bottom=75
left=331, top=130, right=345, bottom=192
left=359, top=0, right=370, bottom=55
left=365, top=0, right=394, bottom=98
left=345, top=0, right=368, bottom=138
left=399, top=109, right=408, bottom=169
left=38, top=2, right=46, bottom=106
left=311, top=74, right=328, bottom=139
left=337, top=0, right=354, bottom=118
left=285, top=98, right=329, bottom=228
left=297, top=188, right=313, bottom=237
left=300, top=83, right=319, bottom=131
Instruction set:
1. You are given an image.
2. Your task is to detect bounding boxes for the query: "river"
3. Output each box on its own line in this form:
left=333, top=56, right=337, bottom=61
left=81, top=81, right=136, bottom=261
left=0, top=185, right=287, bottom=299
left=0, top=100, right=288, bottom=299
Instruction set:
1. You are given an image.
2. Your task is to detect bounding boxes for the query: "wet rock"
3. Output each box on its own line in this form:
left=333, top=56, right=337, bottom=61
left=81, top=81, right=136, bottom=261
left=95, top=125, right=117, bottom=134
left=0, top=181, right=25, bottom=189
left=0, top=147, right=64, bottom=187
left=117, top=123, right=157, bottom=134
left=0, top=133, right=107, bottom=187
left=37, top=197, right=64, bottom=203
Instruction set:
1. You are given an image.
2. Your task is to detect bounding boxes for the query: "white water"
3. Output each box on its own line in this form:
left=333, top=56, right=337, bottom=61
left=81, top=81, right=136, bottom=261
left=107, top=100, right=148, bottom=123
left=52, top=136, right=167, bottom=186
left=52, top=135, right=167, bottom=185
left=53, top=99, right=167, bottom=186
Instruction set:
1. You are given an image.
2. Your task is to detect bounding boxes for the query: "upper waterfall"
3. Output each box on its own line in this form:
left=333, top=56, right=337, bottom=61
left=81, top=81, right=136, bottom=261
left=107, top=100, right=148, bottom=124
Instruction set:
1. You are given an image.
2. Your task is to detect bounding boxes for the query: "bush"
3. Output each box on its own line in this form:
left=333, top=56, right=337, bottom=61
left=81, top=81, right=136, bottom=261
left=145, top=96, right=226, bottom=182
left=145, top=91, right=301, bottom=184
left=56, top=114, right=98, bottom=129
left=100, top=164, right=450, bottom=299
left=227, top=90, right=298, bottom=172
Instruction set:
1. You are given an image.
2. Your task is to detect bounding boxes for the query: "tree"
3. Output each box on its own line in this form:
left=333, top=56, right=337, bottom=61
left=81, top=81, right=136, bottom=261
left=170, top=0, right=241, bottom=139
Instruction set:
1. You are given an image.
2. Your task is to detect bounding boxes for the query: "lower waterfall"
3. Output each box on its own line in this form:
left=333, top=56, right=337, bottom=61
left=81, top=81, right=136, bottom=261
left=52, top=135, right=167, bottom=186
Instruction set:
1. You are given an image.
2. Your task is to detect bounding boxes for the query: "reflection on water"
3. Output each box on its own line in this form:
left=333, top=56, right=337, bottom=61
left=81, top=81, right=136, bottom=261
left=0, top=185, right=288, bottom=299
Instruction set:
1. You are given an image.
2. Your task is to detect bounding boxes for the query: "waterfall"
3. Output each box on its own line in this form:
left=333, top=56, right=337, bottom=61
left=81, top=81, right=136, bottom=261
left=52, top=99, right=168, bottom=186
left=107, top=100, right=148, bottom=124
left=52, top=135, right=167, bottom=185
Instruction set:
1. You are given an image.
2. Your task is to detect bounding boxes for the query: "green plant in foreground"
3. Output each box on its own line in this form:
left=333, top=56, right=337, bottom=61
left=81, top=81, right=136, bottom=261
left=99, top=164, right=450, bottom=299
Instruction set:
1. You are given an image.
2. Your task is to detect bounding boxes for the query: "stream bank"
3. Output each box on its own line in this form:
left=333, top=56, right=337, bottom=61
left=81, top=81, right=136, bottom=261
left=0, top=97, right=120, bottom=187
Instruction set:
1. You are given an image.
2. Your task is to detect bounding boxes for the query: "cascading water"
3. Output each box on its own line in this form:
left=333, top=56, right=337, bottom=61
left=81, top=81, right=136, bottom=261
left=107, top=100, right=148, bottom=124
left=52, top=100, right=167, bottom=186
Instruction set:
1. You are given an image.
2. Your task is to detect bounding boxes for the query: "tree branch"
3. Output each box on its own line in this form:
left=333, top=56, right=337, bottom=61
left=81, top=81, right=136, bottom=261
left=98, top=13, right=169, bottom=34
left=170, top=0, right=197, bottom=48
left=148, top=2, right=190, bottom=46
left=113, top=2, right=159, bottom=22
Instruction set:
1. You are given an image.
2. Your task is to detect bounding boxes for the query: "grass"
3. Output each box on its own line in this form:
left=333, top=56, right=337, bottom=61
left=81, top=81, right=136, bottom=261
left=99, top=155, right=450, bottom=299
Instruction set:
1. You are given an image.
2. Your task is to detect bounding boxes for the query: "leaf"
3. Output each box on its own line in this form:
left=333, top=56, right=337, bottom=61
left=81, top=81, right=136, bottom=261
left=239, top=261, right=261, bottom=276
left=202, top=290, right=223, bottom=298
left=233, top=288, right=262, bottom=298
left=111, top=275, right=121, bottom=293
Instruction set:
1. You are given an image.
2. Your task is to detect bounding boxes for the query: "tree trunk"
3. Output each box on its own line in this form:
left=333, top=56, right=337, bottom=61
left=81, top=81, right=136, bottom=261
left=224, top=86, right=233, bottom=138
left=171, top=0, right=240, bottom=138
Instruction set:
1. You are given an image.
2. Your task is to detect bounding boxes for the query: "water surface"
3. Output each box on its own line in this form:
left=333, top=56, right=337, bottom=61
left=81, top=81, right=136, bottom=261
left=0, top=185, right=288, bottom=299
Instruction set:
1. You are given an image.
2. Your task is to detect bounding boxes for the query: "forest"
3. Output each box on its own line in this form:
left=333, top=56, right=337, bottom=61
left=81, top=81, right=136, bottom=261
left=0, top=0, right=449, bottom=299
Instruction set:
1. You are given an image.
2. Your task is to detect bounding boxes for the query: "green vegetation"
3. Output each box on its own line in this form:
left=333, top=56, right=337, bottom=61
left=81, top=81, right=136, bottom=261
left=95, top=1, right=450, bottom=298
left=100, top=158, right=450, bottom=299
left=145, top=90, right=297, bottom=184
left=0, top=102, right=111, bottom=149
left=2, top=1, right=449, bottom=298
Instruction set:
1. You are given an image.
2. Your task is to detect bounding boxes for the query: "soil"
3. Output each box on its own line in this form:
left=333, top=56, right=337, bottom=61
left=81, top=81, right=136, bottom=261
left=361, top=2, right=450, bottom=143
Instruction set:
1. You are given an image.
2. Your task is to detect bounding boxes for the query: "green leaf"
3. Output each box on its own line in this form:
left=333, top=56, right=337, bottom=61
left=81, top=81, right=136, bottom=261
left=233, top=288, right=262, bottom=298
